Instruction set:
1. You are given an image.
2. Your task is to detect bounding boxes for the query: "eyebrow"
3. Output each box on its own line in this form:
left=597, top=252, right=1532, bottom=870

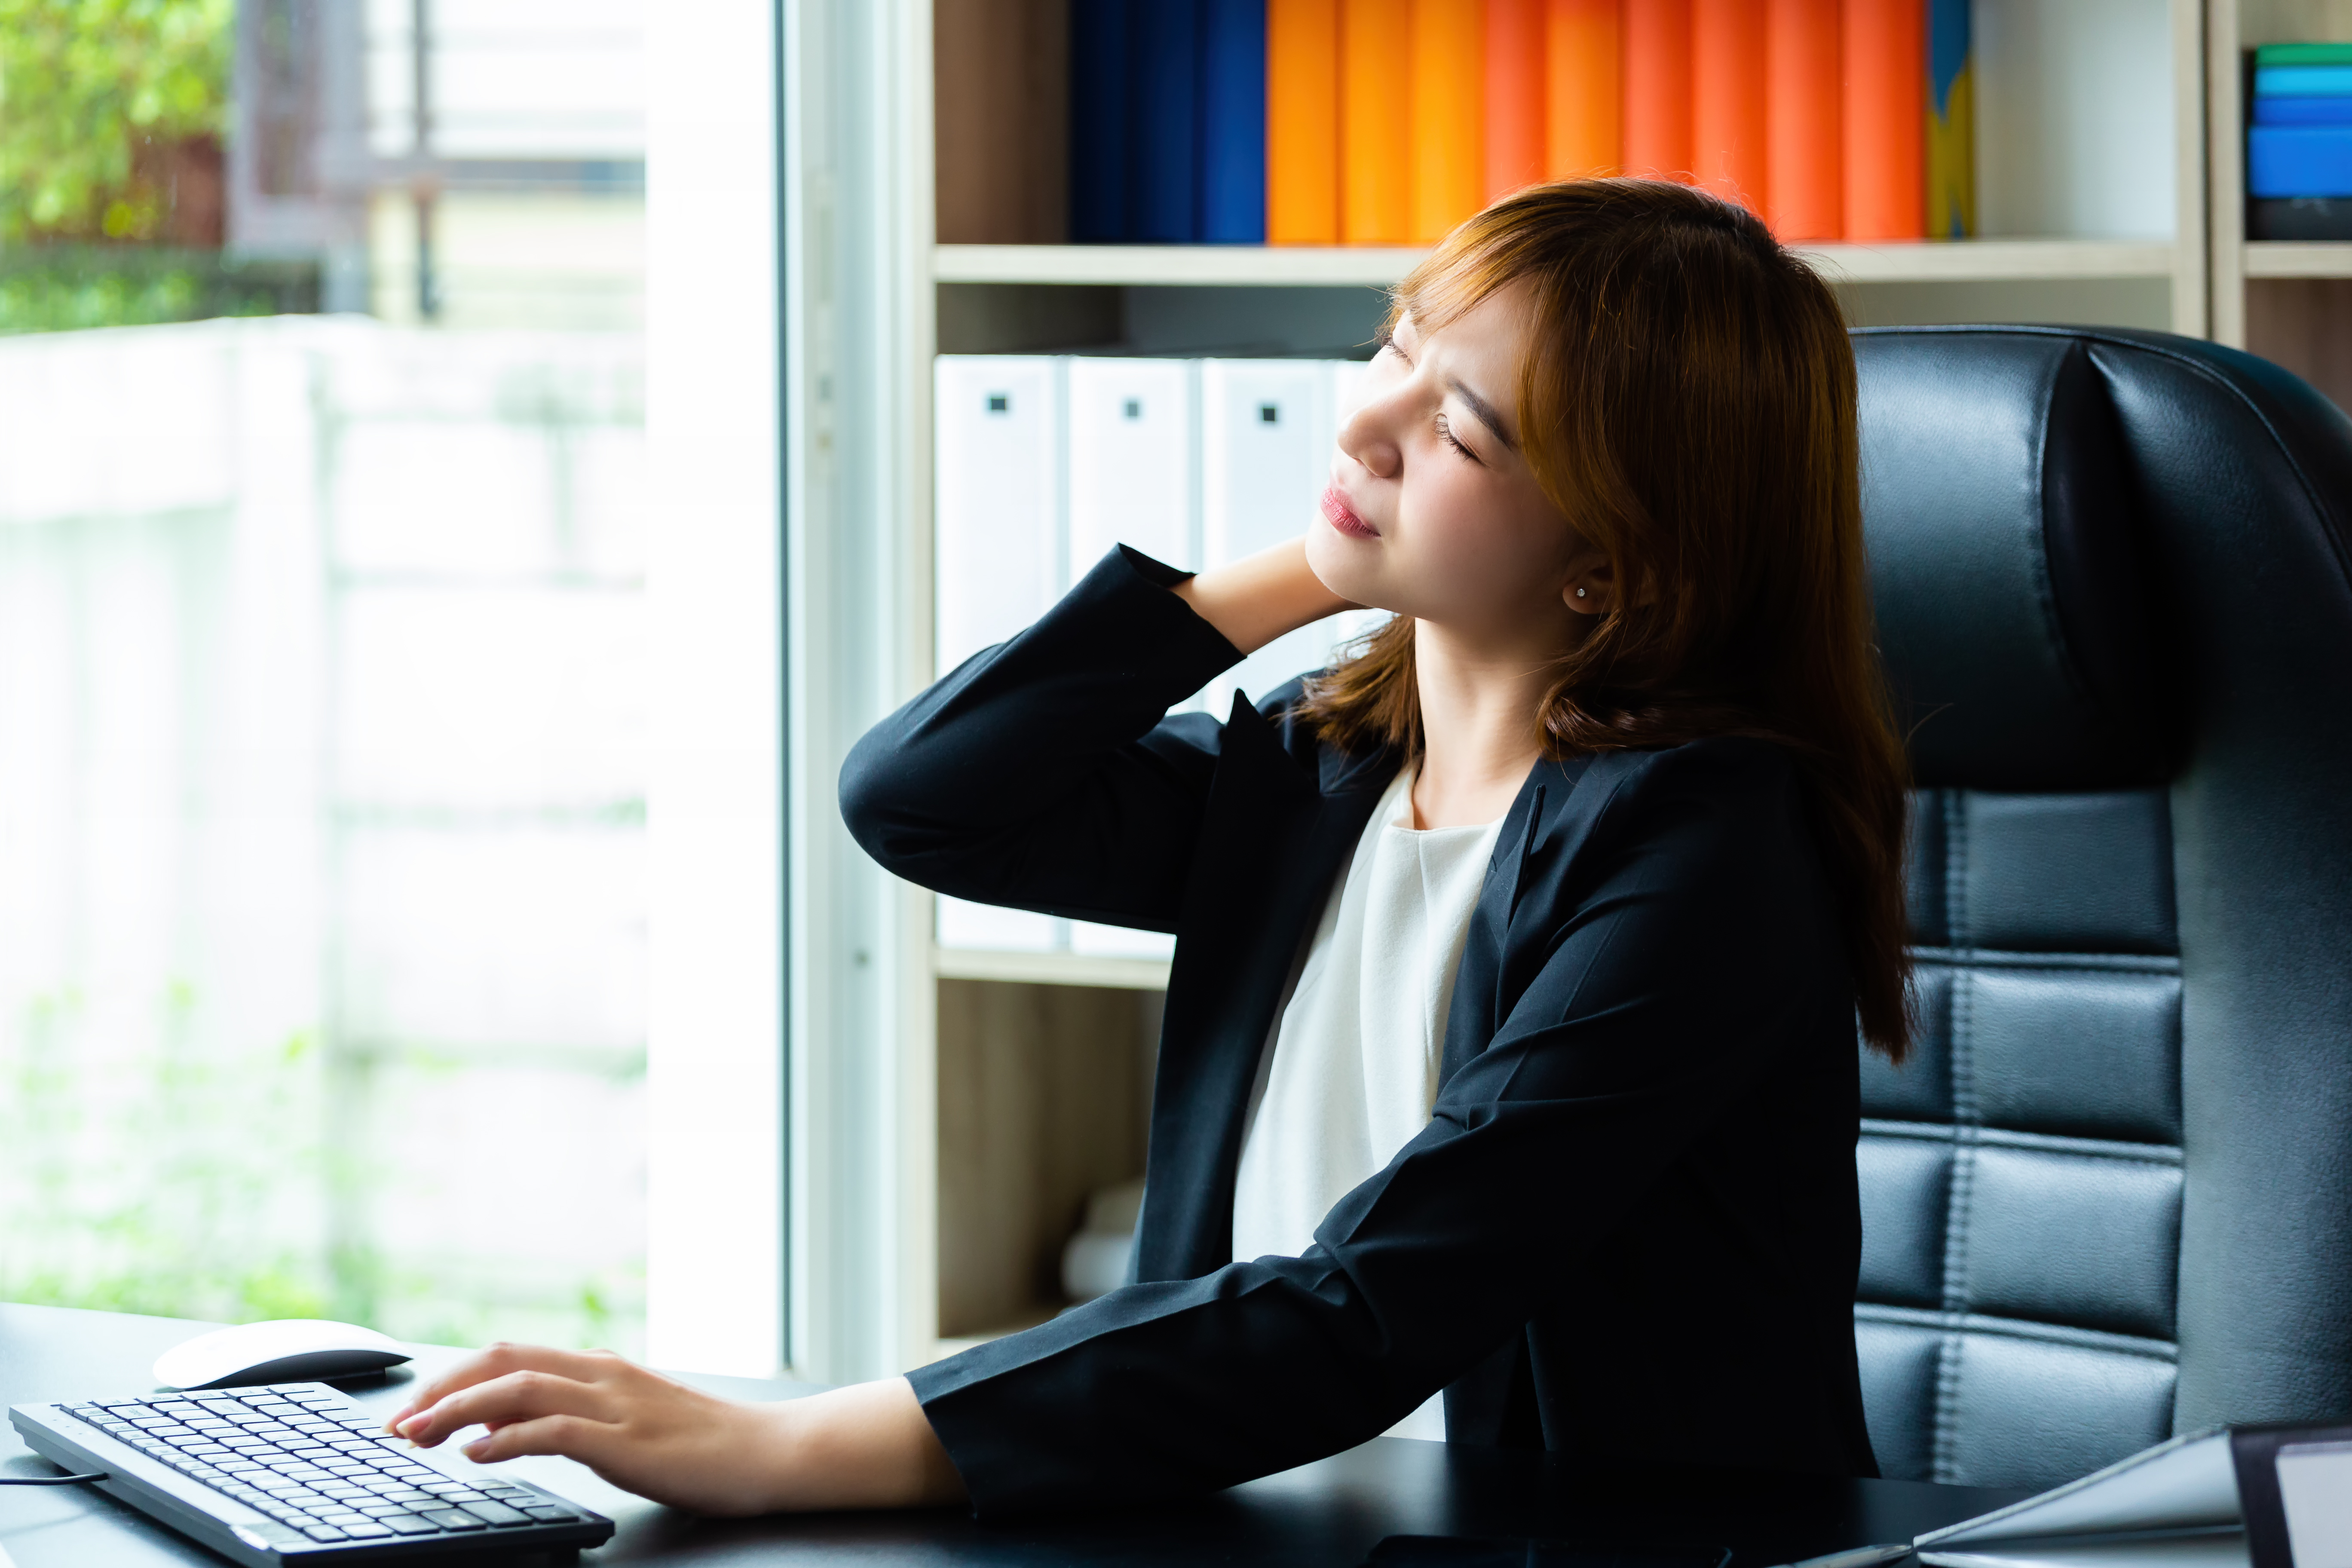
left=1445, top=375, right=1518, bottom=453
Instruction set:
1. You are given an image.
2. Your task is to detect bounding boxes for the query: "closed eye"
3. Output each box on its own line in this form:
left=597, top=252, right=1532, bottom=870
left=1436, top=412, right=1480, bottom=464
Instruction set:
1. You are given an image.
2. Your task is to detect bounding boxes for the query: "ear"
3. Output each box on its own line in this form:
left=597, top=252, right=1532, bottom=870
left=1562, top=555, right=1617, bottom=617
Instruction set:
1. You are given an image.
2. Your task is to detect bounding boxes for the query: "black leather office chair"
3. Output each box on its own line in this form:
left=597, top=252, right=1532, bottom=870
left=1851, top=326, right=2352, bottom=1491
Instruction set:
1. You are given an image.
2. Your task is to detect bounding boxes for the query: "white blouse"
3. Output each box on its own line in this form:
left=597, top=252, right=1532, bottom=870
left=1230, top=763, right=1504, bottom=1441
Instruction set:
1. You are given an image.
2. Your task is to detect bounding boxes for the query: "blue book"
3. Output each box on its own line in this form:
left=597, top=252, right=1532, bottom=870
left=1070, top=0, right=1131, bottom=242
left=2255, top=95, right=2352, bottom=126
left=1132, top=0, right=1202, bottom=241
left=2248, top=125, right=2352, bottom=198
left=1197, top=0, right=1266, bottom=243
left=2255, top=64, right=2352, bottom=98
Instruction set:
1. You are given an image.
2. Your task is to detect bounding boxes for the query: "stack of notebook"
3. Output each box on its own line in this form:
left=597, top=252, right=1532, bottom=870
left=1067, top=0, right=1972, bottom=248
left=2248, top=42, right=2352, bottom=239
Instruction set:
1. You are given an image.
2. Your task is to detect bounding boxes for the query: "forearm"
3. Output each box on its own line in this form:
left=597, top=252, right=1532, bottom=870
left=1171, top=538, right=1355, bottom=655
left=766, top=1378, right=965, bottom=1511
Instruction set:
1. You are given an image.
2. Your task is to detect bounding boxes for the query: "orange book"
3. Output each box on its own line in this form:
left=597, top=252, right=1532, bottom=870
left=1485, top=0, right=1547, bottom=201
left=1269, top=0, right=1342, bottom=243
left=1622, top=0, right=1693, bottom=182
left=1692, top=0, right=1766, bottom=212
left=1843, top=0, right=1923, bottom=240
left=1412, top=0, right=1486, bottom=239
left=1765, top=0, right=1840, bottom=239
left=1545, top=0, right=1622, bottom=179
left=1341, top=0, right=1414, bottom=243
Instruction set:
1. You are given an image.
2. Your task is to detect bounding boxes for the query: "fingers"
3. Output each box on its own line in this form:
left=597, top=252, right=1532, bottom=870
left=395, top=1368, right=615, bottom=1449
left=454, top=1412, right=618, bottom=1469
left=388, top=1342, right=618, bottom=1429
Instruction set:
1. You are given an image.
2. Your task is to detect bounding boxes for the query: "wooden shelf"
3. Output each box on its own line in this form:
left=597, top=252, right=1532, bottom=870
left=935, top=243, right=1427, bottom=287
left=1798, top=238, right=2177, bottom=283
left=935, top=238, right=2180, bottom=291
left=934, top=945, right=1173, bottom=990
left=2244, top=243, right=2352, bottom=280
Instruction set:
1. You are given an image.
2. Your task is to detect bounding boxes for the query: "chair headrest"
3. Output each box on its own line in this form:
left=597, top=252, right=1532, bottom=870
left=1855, top=330, right=2174, bottom=790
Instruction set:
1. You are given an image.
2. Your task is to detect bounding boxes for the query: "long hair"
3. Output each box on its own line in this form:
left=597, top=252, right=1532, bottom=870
left=1298, top=178, right=1913, bottom=1060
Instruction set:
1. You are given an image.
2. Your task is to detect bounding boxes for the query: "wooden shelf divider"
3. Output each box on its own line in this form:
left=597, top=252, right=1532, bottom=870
left=934, top=945, right=1173, bottom=992
left=935, top=238, right=2180, bottom=291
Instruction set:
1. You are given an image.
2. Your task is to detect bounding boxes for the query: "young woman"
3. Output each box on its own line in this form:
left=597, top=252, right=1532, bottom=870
left=384, top=178, right=1910, bottom=1518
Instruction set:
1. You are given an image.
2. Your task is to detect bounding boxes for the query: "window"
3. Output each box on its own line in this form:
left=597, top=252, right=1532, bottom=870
left=0, top=0, right=652, bottom=1356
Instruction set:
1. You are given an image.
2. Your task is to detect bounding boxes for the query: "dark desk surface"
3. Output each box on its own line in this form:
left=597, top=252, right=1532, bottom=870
left=1, top=1304, right=2023, bottom=1567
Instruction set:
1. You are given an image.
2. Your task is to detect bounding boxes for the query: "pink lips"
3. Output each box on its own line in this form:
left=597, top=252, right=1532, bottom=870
left=1320, top=485, right=1377, bottom=539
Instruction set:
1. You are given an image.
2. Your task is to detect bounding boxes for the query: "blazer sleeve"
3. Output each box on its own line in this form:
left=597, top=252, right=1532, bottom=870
left=905, top=737, right=1854, bottom=1514
left=839, top=545, right=1246, bottom=931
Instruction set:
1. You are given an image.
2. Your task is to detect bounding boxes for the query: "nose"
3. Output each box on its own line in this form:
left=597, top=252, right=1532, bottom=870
left=1336, top=390, right=1402, bottom=481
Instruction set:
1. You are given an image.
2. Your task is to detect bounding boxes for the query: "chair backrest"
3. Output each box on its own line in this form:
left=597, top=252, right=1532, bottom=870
left=1851, top=327, right=2352, bottom=1492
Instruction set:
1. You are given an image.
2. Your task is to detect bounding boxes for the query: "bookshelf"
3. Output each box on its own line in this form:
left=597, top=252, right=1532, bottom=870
left=935, top=236, right=2182, bottom=287
left=895, top=0, right=2224, bottom=1369
left=2209, top=0, right=2352, bottom=405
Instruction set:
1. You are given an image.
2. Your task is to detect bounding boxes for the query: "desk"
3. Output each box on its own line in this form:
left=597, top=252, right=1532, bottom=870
left=2, top=1304, right=2024, bottom=1566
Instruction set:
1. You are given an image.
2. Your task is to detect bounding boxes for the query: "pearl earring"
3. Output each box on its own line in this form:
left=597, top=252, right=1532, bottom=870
left=1575, top=588, right=1587, bottom=598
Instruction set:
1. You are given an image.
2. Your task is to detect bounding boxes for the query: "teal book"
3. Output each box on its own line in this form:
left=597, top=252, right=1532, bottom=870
left=1927, top=0, right=1974, bottom=239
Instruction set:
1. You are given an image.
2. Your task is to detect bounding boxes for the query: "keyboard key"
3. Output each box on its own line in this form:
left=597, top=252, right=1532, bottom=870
left=342, top=1522, right=394, bottom=1539
left=300, top=1525, right=349, bottom=1542
left=522, top=1504, right=581, bottom=1522
left=460, top=1500, right=533, bottom=1526
left=380, top=1514, right=441, bottom=1535
left=420, top=1508, right=487, bottom=1531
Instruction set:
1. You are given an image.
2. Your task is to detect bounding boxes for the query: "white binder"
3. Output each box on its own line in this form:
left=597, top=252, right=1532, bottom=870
left=1194, top=358, right=1392, bottom=720
left=932, top=356, right=1064, bottom=953
left=1198, top=359, right=1330, bottom=717
left=933, top=355, right=1063, bottom=680
left=1066, top=358, right=1198, bottom=583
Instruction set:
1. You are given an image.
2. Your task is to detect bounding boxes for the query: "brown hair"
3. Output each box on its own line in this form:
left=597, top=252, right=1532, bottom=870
left=1299, top=178, right=1913, bottom=1060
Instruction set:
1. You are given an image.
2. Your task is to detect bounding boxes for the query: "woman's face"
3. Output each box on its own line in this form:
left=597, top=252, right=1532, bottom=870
left=1307, top=283, right=1608, bottom=649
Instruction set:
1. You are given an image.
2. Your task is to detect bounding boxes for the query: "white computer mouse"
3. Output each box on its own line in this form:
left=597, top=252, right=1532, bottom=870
left=152, top=1319, right=413, bottom=1391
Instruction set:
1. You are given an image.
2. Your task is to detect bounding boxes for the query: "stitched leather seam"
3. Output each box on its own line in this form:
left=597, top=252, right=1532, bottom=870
left=1861, top=1120, right=2184, bottom=1165
left=1856, top=1302, right=2179, bottom=1363
left=1908, top=947, right=2180, bottom=975
left=1933, top=793, right=1974, bottom=1487
left=1943, top=792, right=1968, bottom=950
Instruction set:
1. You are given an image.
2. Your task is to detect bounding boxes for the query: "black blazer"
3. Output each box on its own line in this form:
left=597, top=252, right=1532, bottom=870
left=841, top=547, right=1877, bottom=1515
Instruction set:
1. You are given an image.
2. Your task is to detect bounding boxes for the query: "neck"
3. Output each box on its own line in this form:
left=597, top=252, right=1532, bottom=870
left=1408, top=618, right=1571, bottom=830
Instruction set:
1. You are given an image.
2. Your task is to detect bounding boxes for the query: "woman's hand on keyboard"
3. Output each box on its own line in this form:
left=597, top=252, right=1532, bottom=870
left=384, top=1343, right=964, bottom=1515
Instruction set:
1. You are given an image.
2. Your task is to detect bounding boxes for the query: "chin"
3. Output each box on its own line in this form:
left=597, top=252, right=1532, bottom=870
left=1304, top=525, right=1393, bottom=610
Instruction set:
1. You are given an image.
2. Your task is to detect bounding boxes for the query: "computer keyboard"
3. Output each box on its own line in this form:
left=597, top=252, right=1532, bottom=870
left=9, top=1382, right=613, bottom=1562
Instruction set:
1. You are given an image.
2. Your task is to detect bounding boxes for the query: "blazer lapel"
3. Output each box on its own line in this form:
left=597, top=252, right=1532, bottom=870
left=1136, top=695, right=1394, bottom=1282
left=1439, top=753, right=1596, bottom=1087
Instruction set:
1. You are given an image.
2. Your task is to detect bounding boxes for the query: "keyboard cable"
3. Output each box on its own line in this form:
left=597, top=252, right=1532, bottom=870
left=0, top=1472, right=108, bottom=1485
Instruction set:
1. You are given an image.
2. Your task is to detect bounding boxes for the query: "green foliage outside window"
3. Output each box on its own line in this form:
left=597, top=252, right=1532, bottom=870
left=0, top=245, right=315, bottom=333
left=0, top=0, right=233, bottom=245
